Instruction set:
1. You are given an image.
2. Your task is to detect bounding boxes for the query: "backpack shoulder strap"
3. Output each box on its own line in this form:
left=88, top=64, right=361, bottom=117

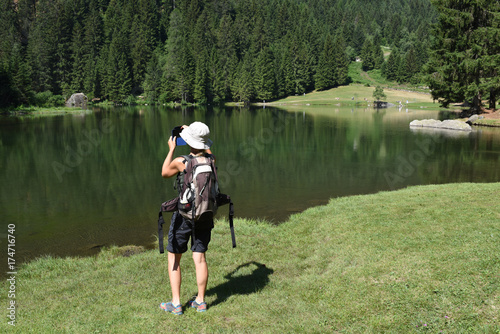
left=181, top=154, right=194, bottom=165
left=175, top=155, right=194, bottom=192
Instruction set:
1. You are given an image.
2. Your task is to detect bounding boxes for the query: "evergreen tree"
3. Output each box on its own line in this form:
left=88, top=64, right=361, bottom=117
left=397, top=54, right=407, bottom=84
left=289, top=39, right=311, bottom=95
left=192, top=10, right=211, bottom=103
left=361, top=38, right=374, bottom=71
left=334, top=34, right=350, bottom=86
left=82, top=2, right=104, bottom=99
left=214, top=14, right=237, bottom=101
left=130, top=0, right=158, bottom=94
left=0, top=0, right=17, bottom=70
left=143, top=47, right=163, bottom=102
left=70, top=21, right=86, bottom=93
left=0, top=67, right=18, bottom=108
left=404, top=46, right=420, bottom=83
left=427, top=0, right=500, bottom=110
left=276, top=46, right=294, bottom=98
left=26, top=0, right=59, bottom=93
left=384, top=48, right=400, bottom=81
left=163, top=8, right=194, bottom=102
left=193, top=54, right=209, bottom=103
left=232, top=52, right=254, bottom=103
left=0, top=0, right=32, bottom=106
left=103, top=27, right=132, bottom=101
left=315, top=34, right=336, bottom=91
left=207, top=45, right=223, bottom=103
left=52, top=1, right=73, bottom=96
left=372, top=43, right=385, bottom=69
left=352, top=24, right=365, bottom=54
left=254, top=47, right=275, bottom=101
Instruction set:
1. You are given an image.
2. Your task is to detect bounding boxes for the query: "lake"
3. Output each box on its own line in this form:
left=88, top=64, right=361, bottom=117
left=1, top=105, right=500, bottom=264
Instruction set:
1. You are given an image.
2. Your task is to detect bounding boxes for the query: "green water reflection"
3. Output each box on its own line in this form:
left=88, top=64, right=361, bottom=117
left=1, top=105, right=499, bottom=262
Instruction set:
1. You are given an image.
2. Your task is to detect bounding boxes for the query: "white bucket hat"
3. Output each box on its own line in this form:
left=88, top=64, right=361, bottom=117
left=180, top=122, right=213, bottom=150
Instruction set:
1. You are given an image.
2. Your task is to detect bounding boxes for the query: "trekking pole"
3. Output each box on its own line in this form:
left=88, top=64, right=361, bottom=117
left=229, top=200, right=236, bottom=248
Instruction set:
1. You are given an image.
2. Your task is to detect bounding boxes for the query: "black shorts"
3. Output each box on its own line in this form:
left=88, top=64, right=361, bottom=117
left=166, top=211, right=214, bottom=254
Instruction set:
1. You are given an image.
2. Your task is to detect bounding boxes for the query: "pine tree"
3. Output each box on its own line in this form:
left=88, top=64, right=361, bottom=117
left=143, top=47, right=163, bottom=102
left=163, top=8, right=194, bottom=102
left=254, top=47, right=275, bottom=101
left=333, top=34, right=350, bottom=86
left=404, top=46, right=419, bottom=83
left=384, top=48, right=400, bottom=81
left=427, top=0, right=500, bottom=110
left=207, top=45, right=223, bottom=103
left=82, top=2, right=104, bottom=99
left=130, top=0, right=158, bottom=94
left=276, top=47, right=294, bottom=98
left=232, top=52, right=254, bottom=103
left=214, top=14, right=237, bottom=101
left=361, top=38, right=374, bottom=71
left=0, top=0, right=31, bottom=106
left=104, top=28, right=131, bottom=101
left=70, top=21, right=86, bottom=93
left=52, top=1, right=73, bottom=96
left=372, top=43, right=385, bottom=69
left=192, top=10, right=211, bottom=103
left=26, top=0, right=59, bottom=93
left=315, top=34, right=336, bottom=91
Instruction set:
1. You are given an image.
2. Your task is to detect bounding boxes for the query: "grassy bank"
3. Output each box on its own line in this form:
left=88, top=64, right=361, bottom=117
left=4, top=106, right=90, bottom=116
left=2, top=183, right=499, bottom=333
left=266, top=83, right=435, bottom=109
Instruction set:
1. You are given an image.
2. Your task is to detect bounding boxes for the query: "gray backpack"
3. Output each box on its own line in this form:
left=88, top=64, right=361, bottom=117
left=177, top=154, right=219, bottom=222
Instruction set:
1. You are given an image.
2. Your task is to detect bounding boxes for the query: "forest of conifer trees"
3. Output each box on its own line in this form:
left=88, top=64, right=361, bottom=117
left=0, top=0, right=437, bottom=107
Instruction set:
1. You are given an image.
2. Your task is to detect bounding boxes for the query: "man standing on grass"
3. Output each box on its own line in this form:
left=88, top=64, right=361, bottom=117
left=160, top=122, right=214, bottom=315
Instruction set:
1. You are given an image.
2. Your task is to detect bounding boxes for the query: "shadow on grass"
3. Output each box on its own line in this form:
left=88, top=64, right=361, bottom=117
left=204, top=261, right=274, bottom=308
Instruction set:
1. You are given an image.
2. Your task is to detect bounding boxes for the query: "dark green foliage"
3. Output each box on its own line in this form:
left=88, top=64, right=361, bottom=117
left=426, top=0, right=500, bottom=109
left=33, top=91, right=65, bottom=107
left=1, top=0, right=437, bottom=106
left=333, top=34, right=350, bottom=86
left=0, top=68, right=19, bottom=108
left=254, top=47, right=276, bottom=101
left=315, top=34, right=336, bottom=91
left=361, top=39, right=374, bottom=71
left=373, top=85, right=386, bottom=101
left=373, top=43, right=385, bottom=70
left=383, top=48, right=400, bottom=81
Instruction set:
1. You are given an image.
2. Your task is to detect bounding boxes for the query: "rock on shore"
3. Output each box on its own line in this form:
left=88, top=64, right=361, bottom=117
left=409, top=119, right=472, bottom=131
left=66, top=93, right=88, bottom=107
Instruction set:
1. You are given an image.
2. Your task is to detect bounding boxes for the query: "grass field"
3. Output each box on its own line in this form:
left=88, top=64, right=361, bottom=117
left=2, top=183, right=499, bottom=333
left=263, top=62, right=436, bottom=109
left=269, top=84, right=435, bottom=107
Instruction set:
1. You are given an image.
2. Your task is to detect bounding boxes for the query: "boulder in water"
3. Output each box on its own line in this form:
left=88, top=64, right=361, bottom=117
left=409, top=119, right=472, bottom=131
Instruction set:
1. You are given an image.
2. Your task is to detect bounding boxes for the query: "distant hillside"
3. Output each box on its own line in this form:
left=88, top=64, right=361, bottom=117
left=0, top=0, right=437, bottom=107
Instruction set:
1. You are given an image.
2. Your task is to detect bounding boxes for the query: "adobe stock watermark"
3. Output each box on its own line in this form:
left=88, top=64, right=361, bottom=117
left=52, top=119, right=115, bottom=182
left=384, top=134, right=443, bottom=190
left=6, top=224, right=17, bottom=326
left=217, top=112, right=293, bottom=188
